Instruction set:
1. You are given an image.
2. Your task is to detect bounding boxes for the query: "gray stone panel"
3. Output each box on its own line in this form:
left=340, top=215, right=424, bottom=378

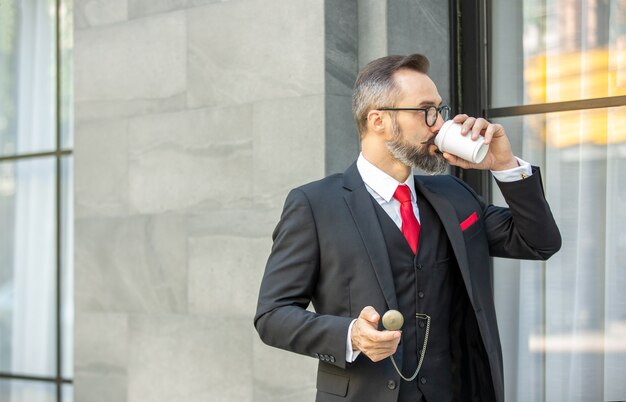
left=252, top=335, right=317, bottom=402
left=128, top=0, right=187, bottom=19
left=188, top=0, right=234, bottom=5
left=387, top=0, right=451, bottom=103
left=188, top=235, right=270, bottom=317
left=325, top=0, right=358, bottom=97
left=127, top=315, right=253, bottom=402
left=187, top=207, right=282, bottom=240
left=75, top=94, right=188, bottom=124
left=127, top=0, right=237, bottom=19
left=75, top=0, right=128, bottom=29
left=74, top=11, right=186, bottom=120
left=187, top=0, right=325, bottom=108
left=357, top=0, right=388, bottom=68
left=75, top=215, right=188, bottom=314
left=74, top=313, right=128, bottom=402
left=74, top=118, right=129, bottom=219
left=127, top=106, right=253, bottom=214
left=324, top=0, right=359, bottom=175
left=325, top=95, right=359, bottom=175
left=252, top=95, right=325, bottom=209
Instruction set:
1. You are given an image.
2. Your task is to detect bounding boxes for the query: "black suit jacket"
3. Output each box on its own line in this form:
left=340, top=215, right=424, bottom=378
left=254, top=162, right=561, bottom=402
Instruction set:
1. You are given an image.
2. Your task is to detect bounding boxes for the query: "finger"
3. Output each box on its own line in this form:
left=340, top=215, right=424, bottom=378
left=358, top=306, right=380, bottom=325
left=461, top=117, right=476, bottom=135
left=483, top=123, right=502, bottom=145
left=452, top=114, right=468, bottom=124
left=356, top=324, right=399, bottom=346
left=361, top=338, right=401, bottom=355
left=472, top=118, right=490, bottom=140
left=356, top=328, right=400, bottom=351
left=370, top=330, right=401, bottom=343
left=365, top=338, right=401, bottom=362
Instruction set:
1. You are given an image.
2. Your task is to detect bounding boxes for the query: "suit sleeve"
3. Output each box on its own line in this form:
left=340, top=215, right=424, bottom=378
left=454, top=166, right=562, bottom=260
left=254, top=188, right=353, bottom=369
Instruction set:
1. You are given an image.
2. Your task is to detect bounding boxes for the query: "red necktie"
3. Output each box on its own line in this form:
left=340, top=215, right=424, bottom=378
left=393, top=184, right=420, bottom=254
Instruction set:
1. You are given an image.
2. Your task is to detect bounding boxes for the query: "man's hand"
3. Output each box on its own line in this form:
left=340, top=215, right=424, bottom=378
left=351, top=306, right=401, bottom=362
left=442, top=114, right=518, bottom=171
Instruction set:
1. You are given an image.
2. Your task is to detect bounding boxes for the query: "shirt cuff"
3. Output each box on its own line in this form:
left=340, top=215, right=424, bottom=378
left=346, top=319, right=361, bottom=363
left=491, top=156, right=533, bottom=182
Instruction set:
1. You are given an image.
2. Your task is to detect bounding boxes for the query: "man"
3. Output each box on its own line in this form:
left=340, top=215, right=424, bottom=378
left=254, top=54, right=561, bottom=402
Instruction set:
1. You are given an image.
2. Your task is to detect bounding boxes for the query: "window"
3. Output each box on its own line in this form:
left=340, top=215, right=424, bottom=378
left=0, top=0, right=73, bottom=400
left=488, top=0, right=626, bottom=401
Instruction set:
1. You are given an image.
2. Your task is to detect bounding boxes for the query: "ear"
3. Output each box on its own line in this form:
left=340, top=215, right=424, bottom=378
left=366, top=109, right=386, bottom=134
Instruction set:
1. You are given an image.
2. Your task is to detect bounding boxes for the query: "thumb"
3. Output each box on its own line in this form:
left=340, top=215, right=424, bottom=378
left=358, top=306, right=380, bottom=327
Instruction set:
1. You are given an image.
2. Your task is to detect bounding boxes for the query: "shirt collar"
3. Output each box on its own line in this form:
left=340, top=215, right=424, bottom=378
left=356, top=152, right=417, bottom=203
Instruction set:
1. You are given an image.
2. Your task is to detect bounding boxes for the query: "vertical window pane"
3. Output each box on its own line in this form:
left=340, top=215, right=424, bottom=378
left=0, top=158, right=56, bottom=377
left=61, top=156, right=73, bottom=379
left=0, top=0, right=57, bottom=157
left=491, top=0, right=626, bottom=107
left=493, top=106, right=626, bottom=401
left=62, top=383, right=73, bottom=402
left=0, top=379, right=56, bottom=402
left=60, top=0, right=73, bottom=150
left=491, top=114, right=546, bottom=401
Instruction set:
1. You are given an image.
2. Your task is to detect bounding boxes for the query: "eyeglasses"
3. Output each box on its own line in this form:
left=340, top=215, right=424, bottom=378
left=378, top=105, right=451, bottom=127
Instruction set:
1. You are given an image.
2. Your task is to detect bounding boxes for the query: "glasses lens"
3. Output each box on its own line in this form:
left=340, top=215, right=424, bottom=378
left=440, top=106, right=450, bottom=122
left=426, top=106, right=438, bottom=126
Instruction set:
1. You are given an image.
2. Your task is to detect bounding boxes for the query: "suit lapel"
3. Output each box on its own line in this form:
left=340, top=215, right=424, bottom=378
left=414, top=177, right=475, bottom=304
left=343, top=163, right=398, bottom=311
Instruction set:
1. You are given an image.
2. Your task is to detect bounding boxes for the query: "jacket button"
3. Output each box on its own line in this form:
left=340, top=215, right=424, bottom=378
left=415, top=263, right=423, bottom=270
left=329, top=355, right=335, bottom=363
left=387, top=380, right=397, bottom=390
left=418, top=291, right=424, bottom=298
left=420, top=377, right=427, bottom=384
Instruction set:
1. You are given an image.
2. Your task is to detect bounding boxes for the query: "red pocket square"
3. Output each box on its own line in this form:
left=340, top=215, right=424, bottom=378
left=460, top=212, right=478, bottom=231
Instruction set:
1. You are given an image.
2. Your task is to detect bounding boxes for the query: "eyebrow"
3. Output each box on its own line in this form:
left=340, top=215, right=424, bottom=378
left=418, top=100, right=444, bottom=107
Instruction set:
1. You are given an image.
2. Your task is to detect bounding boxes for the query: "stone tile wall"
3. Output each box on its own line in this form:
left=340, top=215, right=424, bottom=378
left=74, top=1, right=448, bottom=400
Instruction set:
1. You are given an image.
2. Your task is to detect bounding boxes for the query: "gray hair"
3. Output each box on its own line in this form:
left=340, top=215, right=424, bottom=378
left=352, top=54, right=430, bottom=138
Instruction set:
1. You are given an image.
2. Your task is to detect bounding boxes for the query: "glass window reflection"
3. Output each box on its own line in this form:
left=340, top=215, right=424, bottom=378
left=0, top=379, right=56, bottom=402
left=0, top=158, right=56, bottom=378
left=492, top=106, right=626, bottom=401
left=491, top=0, right=626, bottom=107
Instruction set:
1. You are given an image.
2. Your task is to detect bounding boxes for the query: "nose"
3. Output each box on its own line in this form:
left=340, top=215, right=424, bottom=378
left=431, top=114, right=445, bottom=132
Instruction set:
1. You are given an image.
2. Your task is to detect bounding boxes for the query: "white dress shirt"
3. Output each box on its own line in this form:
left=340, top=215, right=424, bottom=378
left=344, top=152, right=533, bottom=362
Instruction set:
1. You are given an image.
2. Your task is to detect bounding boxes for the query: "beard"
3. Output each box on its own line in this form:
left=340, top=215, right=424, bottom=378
left=385, top=118, right=448, bottom=174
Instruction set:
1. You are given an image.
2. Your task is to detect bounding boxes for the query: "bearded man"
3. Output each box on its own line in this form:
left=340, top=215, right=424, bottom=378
left=254, top=54, right=561, bottom=402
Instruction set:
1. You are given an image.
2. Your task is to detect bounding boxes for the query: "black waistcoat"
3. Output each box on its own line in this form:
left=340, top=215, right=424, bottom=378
left=372, top=183, right=460, bottom=402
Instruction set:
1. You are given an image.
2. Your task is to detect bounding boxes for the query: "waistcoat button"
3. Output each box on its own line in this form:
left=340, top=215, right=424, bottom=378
left=387, top=380, right=397, bottom=390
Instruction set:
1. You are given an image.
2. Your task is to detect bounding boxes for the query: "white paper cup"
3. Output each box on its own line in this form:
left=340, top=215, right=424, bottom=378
left=434, top=120, right=489, bottom=163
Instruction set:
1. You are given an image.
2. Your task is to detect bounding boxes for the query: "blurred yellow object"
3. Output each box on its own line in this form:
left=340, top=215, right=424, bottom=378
left=525, top=47, right=626, bottom=147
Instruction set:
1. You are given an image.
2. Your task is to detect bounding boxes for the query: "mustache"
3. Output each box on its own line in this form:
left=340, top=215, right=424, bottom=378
left=420, top=136, right=443, bottom=154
